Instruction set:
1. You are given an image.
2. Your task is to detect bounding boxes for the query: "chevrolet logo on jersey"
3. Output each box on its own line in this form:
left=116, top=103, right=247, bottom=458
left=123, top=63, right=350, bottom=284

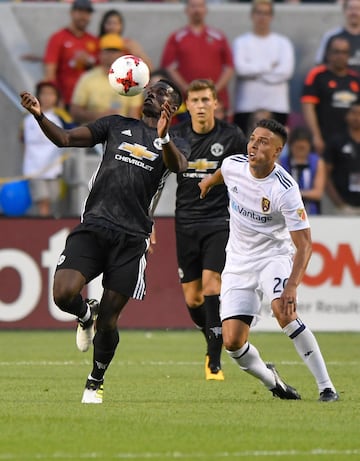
left=118, top=142, right=158, bottom=161
left=188, top=159, right=218, bottom=172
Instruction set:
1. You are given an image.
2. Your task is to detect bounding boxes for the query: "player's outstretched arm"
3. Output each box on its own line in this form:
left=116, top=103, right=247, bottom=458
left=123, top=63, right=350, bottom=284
left=20, top=91, right=93, bottom=148
left=198, top=169, right=224, bottom=199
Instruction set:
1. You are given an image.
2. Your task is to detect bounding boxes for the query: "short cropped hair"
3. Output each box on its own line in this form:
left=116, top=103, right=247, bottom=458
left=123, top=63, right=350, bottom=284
left=251, top=0, right=274, bottom=15
left=325, top=35, right=350, bottom=57
left=255, top=119, right=288, bottom=146
left=158, top=79, right=183, bottom=107
left=186, top=79, right=217, bottom=99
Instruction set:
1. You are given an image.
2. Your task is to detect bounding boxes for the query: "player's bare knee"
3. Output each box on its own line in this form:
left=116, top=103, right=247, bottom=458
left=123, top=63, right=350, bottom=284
left=222, top=332, right=244, bottom=351
left=222, top=318, right=250, bottom=350
left=186, top=300, right=204, bottom=309
left=53, top=285, right=80, bottom=310
left=223, top=338, right=244, bottom=351
left=202, top=288, right=220, bottom=297
left=53, top=269, right=85, bottom=309
left=184, top=292, right=204, bottom=308
left=272, top=300, right=292, bottom=321
left=272, top=303, right=288, bottom=325
left=202, top=270, right=221, bottom=291
left=274, top=311, right=297, bottom=329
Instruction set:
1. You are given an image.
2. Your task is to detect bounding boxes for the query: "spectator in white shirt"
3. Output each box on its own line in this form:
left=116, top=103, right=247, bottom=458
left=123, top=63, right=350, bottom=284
left=232, top=0, right=295, bottom=133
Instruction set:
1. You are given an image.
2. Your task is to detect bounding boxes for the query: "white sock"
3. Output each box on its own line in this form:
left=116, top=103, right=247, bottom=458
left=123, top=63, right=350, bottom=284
left=226, top=342, right=276, bottom=389
left=88, top=374, right=102, bottom=382
left=283, top=319, right=336, bottom=392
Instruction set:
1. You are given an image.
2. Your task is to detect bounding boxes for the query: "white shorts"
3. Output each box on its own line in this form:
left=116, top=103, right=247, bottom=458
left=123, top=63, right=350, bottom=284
left=220, top=254, right=293, bottom=325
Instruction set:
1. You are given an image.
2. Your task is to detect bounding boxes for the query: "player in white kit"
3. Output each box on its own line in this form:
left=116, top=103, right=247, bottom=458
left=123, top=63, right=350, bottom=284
left=199, top=119, right=339, bottom=402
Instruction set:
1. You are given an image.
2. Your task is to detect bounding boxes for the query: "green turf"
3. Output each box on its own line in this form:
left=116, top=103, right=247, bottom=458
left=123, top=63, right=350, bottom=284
left=0, top=330, right=358, bottom=460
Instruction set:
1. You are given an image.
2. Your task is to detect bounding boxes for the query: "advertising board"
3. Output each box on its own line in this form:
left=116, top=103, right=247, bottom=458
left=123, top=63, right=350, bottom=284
left=0, top=217, right=359, bottom=331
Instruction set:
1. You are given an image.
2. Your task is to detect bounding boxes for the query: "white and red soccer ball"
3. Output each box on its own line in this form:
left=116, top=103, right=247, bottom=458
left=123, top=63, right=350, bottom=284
left=108, top=55, right=150, bottom=97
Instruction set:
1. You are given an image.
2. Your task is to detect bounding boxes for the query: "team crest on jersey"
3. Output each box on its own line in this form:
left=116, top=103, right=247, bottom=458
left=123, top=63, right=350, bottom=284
left=188, top=158, right=218, bottom=172
left=210, top=143, right=224, bottom=157
left=118, top=142, right=158, bottom=161
left=297, top=208, right=307, bottom=221
left=57, top=254, right=66, bottom=266
left=261, top=197, right=270, bottom=213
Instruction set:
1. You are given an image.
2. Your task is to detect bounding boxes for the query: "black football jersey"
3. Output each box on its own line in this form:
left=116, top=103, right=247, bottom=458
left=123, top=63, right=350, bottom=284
left=84, top=115, right=190, bottom=236
left=324, top=132, right=360, bottom=207
left=301, top=67, right=360, bottom=141
left=173, top=119, right=246, bottom=227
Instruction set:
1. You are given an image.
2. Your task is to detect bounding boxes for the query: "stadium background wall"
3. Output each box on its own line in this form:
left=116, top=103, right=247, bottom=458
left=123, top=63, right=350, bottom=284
left=0, top=217, right=359, bottom=331
left=0, top=2, right=347, bottom=178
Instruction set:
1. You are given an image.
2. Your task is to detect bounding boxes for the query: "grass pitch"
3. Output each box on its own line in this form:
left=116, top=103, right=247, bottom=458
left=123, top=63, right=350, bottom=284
left=0, top=330, right=359, bottom=460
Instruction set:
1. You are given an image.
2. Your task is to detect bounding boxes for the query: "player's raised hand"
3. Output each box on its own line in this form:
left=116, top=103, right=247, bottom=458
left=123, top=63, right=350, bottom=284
left=157, top=100, right=175, bottom=138
left=20, top=91, right=41, bottom=117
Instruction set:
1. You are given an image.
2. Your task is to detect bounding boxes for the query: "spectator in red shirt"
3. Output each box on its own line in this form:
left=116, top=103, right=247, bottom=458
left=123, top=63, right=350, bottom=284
left=160, top=0, right=234, bottom=119
left=43, top=0, right=99, bottom=109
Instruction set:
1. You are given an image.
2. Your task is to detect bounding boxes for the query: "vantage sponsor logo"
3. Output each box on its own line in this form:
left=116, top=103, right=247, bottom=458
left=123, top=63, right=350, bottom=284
left=230, top=199, right=272, bottom=223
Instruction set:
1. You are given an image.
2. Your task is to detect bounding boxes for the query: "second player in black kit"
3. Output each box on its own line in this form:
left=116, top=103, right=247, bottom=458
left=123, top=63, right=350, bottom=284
left=20, top=80, right=190, bottom=404
left=173, top=79, right=246, bottom=379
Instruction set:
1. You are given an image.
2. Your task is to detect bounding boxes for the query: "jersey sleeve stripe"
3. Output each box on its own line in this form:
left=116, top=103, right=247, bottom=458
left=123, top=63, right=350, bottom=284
left=275, top=171, right=293, bottom=189
left=230, top=154, right=248, bottom=163
left=304, top=65, right=326, bottom=85
left=301, top=95, right=319, bottom=104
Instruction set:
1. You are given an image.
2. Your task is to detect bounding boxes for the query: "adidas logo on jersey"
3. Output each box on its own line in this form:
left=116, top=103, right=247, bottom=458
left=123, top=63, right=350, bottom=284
left=121, top=129, right=132, bottom=136
left=231, top=186, right=238, bottom=193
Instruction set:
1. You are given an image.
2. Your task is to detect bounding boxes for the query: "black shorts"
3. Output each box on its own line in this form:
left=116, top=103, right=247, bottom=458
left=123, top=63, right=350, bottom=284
left=175, top=225, right=229, bottom=283
left=56, top=223, right=149, bottom=300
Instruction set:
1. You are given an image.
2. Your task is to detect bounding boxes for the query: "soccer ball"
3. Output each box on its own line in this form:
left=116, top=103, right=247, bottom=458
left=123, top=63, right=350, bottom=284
left=108, top=55, right=150, bottom=97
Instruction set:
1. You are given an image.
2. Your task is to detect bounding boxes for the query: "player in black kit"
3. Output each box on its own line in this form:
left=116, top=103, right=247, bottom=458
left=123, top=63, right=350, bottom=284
left=20, top=80, right=189, bottom=404
left=173, top=79, right=246, bottom=379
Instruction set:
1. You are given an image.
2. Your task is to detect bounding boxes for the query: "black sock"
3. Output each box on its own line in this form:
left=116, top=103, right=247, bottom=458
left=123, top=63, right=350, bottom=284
left=91, top=329, right=120, bottom=381
left=204, top=295, right=223, bottom=371
left=187, top=304, right=207, bottom=342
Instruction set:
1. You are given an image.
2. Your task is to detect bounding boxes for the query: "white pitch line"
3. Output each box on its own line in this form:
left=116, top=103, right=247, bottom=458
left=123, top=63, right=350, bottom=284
left=0, top=361, right=92, bottom=366
left=0, top=360, right=357, bottom=367
left=0, top=449, right=360, bottom=459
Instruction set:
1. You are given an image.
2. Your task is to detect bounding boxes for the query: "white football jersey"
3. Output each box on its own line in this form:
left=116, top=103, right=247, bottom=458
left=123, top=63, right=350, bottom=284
left=221, top=154, right=310, bottom=266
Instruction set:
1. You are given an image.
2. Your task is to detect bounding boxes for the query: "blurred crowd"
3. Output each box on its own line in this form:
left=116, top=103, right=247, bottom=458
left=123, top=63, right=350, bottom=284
left=2, top=0, right=347, bottom=3
left=13, top=0, right=360, bottom=216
